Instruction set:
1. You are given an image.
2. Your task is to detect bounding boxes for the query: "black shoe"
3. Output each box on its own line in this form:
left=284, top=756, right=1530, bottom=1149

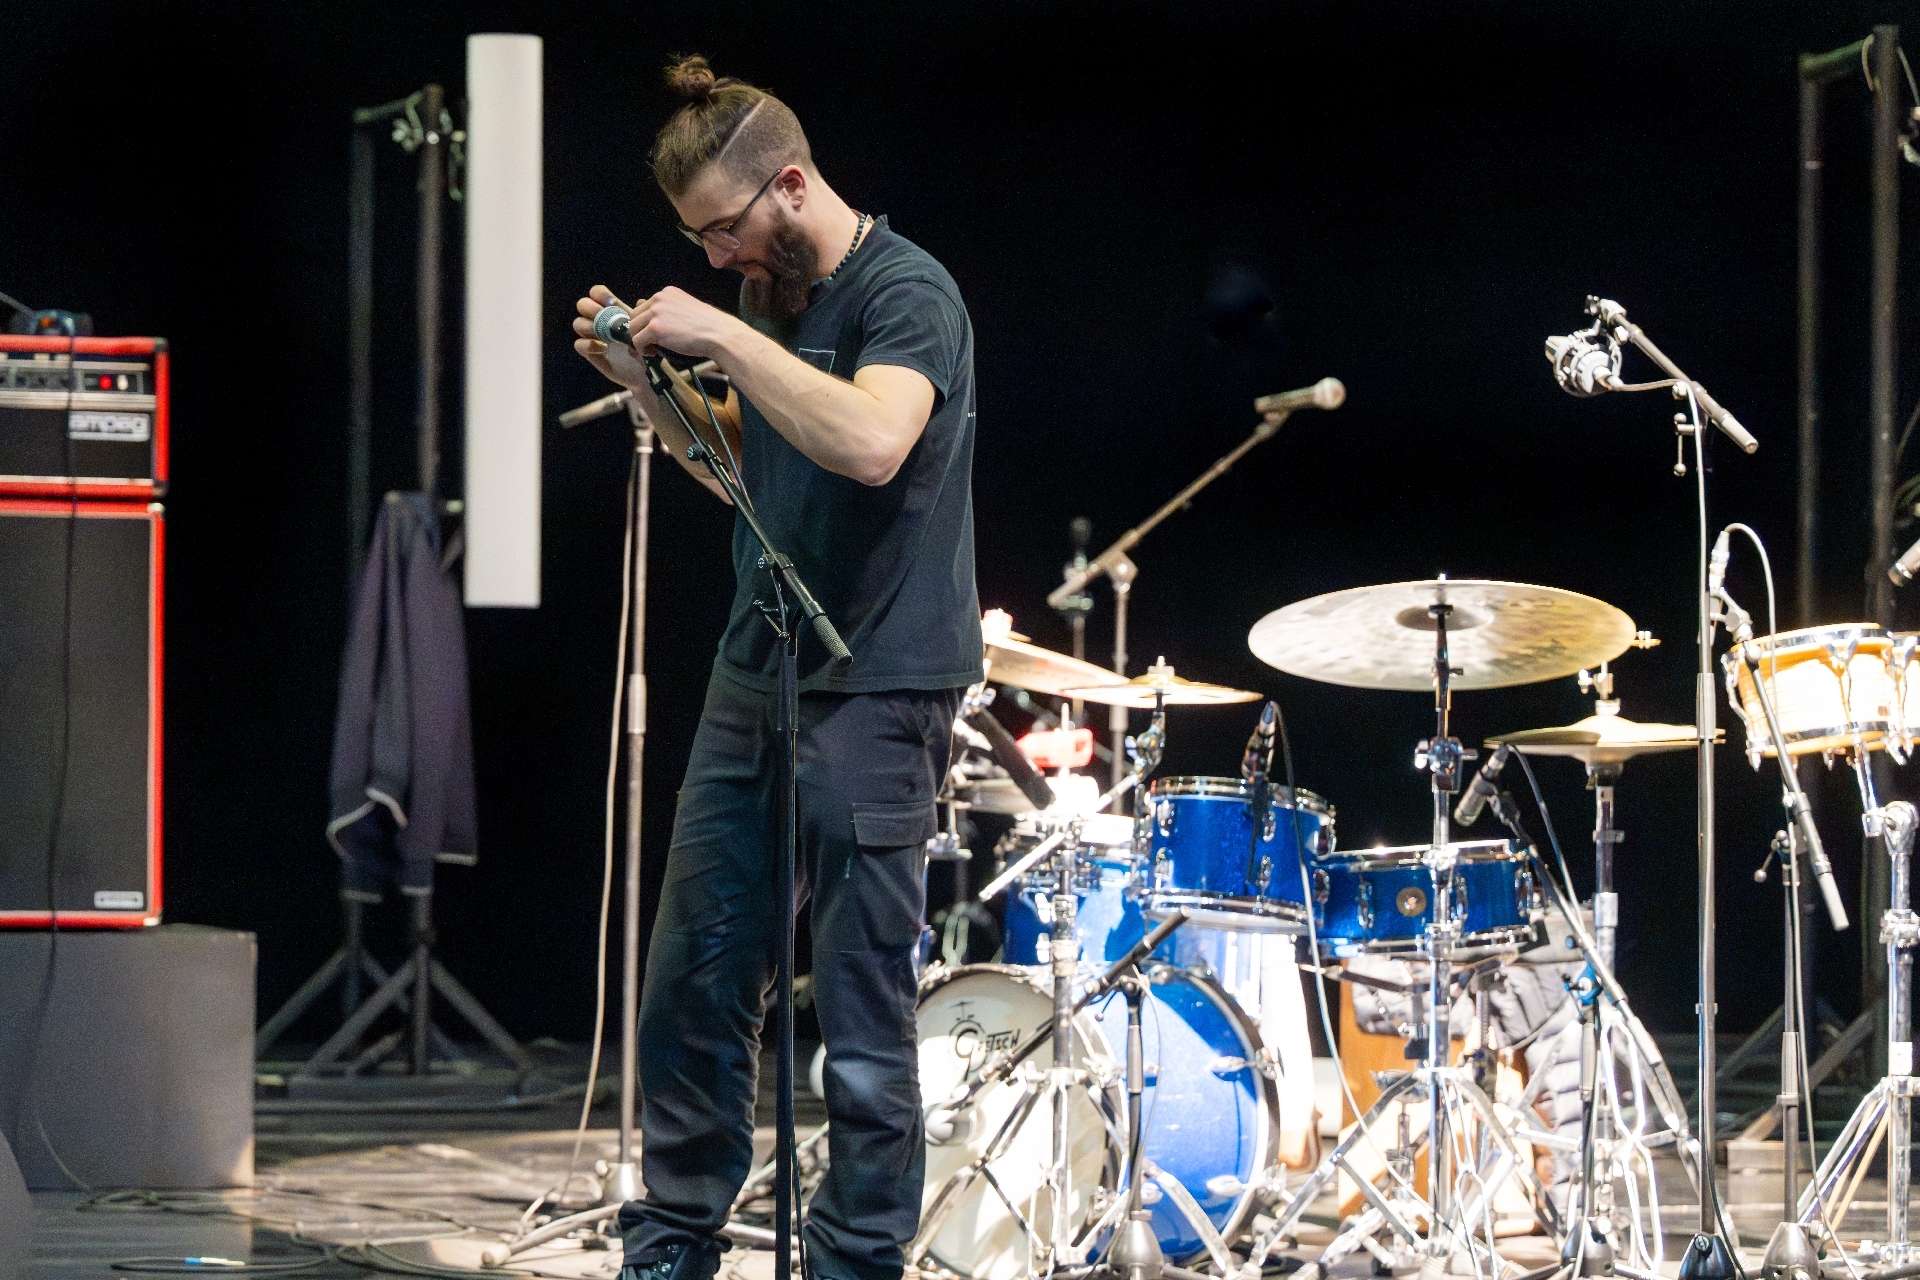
left=623, top=1241, right=723, bottom=1280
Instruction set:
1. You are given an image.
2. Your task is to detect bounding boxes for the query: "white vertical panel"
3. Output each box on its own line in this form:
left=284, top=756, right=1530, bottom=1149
left=463, top=33, right=543, bottom=607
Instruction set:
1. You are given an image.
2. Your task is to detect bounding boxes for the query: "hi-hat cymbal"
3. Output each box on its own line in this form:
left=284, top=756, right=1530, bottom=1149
left=1487, top=712, right=1722, bottom=766
left=1247, top=578, right=1636, bottom=692
left=1061, top=662, right=1260, bottom=709
left=981, top=611, right=1126, bottom=697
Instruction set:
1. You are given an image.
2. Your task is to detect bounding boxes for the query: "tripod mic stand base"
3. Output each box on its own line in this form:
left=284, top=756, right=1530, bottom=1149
left=1678, top=1233, right=1740, bottom=1280
left=1562, top=1218, right=1617, bottom=1278
left=1105, top=1210, right=1166, bottom=1280
left=598, top=1158, right=642, bottom=1205
left=1759, top=1221, right=1819, bottom=1280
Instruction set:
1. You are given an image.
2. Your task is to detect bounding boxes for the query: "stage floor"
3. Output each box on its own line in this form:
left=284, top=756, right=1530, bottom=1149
left=23, top=1049, right=1915, bottom=1279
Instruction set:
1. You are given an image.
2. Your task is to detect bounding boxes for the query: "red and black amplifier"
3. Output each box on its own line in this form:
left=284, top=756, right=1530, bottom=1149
left=0, top=336, right=169, bottom=499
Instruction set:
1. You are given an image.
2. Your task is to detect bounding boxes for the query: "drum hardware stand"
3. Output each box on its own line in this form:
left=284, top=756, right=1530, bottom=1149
left=1481, top=765, right=1723, bottom=1280
left=908, top=911, right=1194, bottom=1277
left=1236, top=589, right=1560, bottom=1280
left=1793, top=783, right=1918, bottom=1268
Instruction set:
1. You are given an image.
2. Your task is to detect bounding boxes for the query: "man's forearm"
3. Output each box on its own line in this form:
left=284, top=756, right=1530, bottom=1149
left=714, top=323, right=901, bottom=486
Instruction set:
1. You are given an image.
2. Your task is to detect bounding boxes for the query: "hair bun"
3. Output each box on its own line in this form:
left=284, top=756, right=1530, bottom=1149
left=665, top=55, right=717, bottom=102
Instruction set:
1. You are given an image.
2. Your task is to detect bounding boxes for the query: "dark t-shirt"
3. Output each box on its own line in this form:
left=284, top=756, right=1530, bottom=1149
left=714, top=216, right=984, bottom=694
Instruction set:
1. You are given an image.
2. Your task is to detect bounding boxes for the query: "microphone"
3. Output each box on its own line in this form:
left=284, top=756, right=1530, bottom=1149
left=593, top=304, right=636, bottom=347
left=1240, top=701, right=1278, bottom=783
left=1253, top=377, right=1345, bottom=417
left=1708, top=527, right=1732, bottom=601
left=1890, top=533, right=1920, bottom=587
left=1452, top=744, right=1513, bottom=827
left=1544, top=333, right=1619, bottom=396
left=961, top=706, right=1056, bottom=811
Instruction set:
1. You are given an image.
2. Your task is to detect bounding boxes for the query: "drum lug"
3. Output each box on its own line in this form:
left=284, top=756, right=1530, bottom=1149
left=1156, top=799, right=1176, bottom=838
left=1205, top=1172, right=1248, bottom=1199
left=1357, top=879, right=1374, bottom=931
left=1252, top=1165, right=1290, bottom=1205
left=1256, top=855, right=1275, bottom=895
left=1315, top=821, right=1335, bottom=858
left=1261, top=796, right=1279, bottom=843
left=1312, top=868, right=1330, bottom=905
left=1153, top=849, right=1172, bottom=890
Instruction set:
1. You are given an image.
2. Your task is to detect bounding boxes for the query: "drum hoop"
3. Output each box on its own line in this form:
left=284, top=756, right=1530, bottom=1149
left=1729, top=622, right=1891, bottom=665
left=1319, top=842, right=1520, bottom=871
left=1149, top=775, right=1335, bottom=818
left=1325, top=923, right=1542, bottom=958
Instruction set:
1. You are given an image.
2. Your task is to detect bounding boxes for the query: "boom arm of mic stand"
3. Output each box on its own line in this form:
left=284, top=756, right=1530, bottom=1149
left=640, top=358, right=851, bottom=667
left=1616, top=322, right=1759, bottom=455
left=1045, top=410, right=1292, bottom=609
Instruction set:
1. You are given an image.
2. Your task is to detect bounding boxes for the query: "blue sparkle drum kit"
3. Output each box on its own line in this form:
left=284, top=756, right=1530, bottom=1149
left=903, top=580, right=1724, bottom=1280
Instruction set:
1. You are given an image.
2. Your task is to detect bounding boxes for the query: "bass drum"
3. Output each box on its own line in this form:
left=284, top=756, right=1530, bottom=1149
left=914, top=964, right=1278, bottom=1278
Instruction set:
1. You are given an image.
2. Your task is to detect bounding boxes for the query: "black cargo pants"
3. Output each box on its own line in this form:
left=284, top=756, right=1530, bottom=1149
left=619, top=672, right=959, bottom=1280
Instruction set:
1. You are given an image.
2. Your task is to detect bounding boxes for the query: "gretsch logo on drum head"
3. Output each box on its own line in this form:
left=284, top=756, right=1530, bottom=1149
left=947, top=1000, right=1020, bottom=1073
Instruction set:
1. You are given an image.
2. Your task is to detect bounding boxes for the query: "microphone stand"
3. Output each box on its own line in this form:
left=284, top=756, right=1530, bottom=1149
left=1045, top=410, right=1294, bottom=796
left=641, top=355, right=851, bottom=1280
left=1553, top=299, right=1754, bottom=1280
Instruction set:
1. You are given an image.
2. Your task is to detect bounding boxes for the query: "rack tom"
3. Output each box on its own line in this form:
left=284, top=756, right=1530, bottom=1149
left=1137, top=776, right=1335, bottom=931
left=1313, top=839, right=1540, bottom=957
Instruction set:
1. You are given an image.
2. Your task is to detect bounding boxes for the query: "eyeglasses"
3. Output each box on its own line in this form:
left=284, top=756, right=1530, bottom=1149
left=676, top=169, right=781, bottom=252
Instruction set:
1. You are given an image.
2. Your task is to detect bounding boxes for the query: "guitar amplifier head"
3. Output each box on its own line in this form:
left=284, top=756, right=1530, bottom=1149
left=0, top=336, right=168, bottom=499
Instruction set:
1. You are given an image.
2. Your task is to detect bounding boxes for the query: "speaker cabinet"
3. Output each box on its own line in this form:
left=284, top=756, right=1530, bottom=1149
left=0, top=499, right=162, bottom=926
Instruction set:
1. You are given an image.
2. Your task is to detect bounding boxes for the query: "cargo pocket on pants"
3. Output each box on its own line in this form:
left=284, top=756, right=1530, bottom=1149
left=846, top=799, right=937, bottom=949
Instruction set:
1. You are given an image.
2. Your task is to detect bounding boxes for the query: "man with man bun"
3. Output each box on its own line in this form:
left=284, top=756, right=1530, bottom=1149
left=570, top=55, right=980, bottom=1280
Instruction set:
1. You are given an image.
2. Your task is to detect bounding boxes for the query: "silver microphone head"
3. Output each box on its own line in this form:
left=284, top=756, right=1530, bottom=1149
left=592, top=304, right=632, bottom=345
left=1312, top=377, right=1346, bottom=410
left=1546, top=333, right=1619, bottom=396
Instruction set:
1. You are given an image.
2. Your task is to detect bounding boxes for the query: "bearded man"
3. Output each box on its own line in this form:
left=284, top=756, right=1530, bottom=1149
left=570, top=54, right=980, bottom=1280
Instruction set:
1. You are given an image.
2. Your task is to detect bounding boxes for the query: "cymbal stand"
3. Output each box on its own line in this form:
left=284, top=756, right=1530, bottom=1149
left=1236, top=587, right=1560, bottom=1280
left=1794, top=775, right=1917, bottom=1267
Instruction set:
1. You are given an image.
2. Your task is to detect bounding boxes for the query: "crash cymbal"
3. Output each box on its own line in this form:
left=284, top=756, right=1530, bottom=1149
left=1061, top=657, right=1261, bottom=708
left=980, top=610, right=1126, bottom=697
left=1247, top=578, right=1636, bottom=692
left=1487, top=712, right=1721, bottom=766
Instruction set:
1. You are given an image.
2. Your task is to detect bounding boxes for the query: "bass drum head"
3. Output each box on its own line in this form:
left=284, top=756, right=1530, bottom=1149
left=916, top=965, right=1121, bottom=1280
left=1084, top=965, right=1279, bottom=1263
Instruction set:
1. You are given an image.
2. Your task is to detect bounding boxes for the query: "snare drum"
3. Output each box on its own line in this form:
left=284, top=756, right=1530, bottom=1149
left=1138, top=776, right=1335, bottom=932
left=1313, top=840, right=1539, bottom=957
left=1722, top=623, right=1899, bottom=761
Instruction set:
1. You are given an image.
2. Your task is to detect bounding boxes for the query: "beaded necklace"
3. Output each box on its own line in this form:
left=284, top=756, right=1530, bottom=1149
left=826, top=212, right=872, bottom=282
